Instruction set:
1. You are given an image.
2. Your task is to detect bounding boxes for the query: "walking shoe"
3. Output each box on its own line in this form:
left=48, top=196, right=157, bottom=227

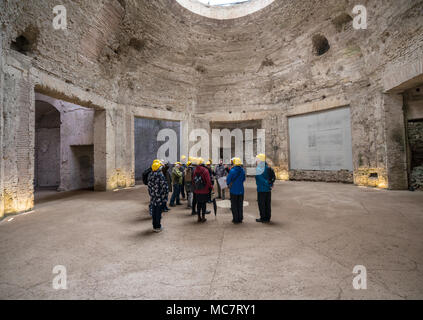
left=256, top=219, right=263, bottom=223
left=153, top=227, right=163, bottom=233
left=170, top=204, right=176, bottom=207
left=176, top=203, right=182, bottom=206
left=205, top=210, right=211, bottom=214
left=201, top=218, right=207, bottom=223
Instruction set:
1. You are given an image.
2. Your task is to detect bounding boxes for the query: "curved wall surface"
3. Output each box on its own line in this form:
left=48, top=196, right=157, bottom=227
left=0, top=0, right=422, bottom=216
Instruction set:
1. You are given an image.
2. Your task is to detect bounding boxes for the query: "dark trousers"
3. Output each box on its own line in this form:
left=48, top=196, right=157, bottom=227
left=258, top=192, right=271, bottom=221
left=230, top=193, right=244, bottom=223
left=197, top=201, right=207, bottom=219
left=151, top=204, right=162, bottom=229
left=192, top=193, right=197, bottom=214
left=196, top=193, right=208, bottom=219
left=170, top=184, right=181, bottom=205
left=181, top=177, right=186, bottom=198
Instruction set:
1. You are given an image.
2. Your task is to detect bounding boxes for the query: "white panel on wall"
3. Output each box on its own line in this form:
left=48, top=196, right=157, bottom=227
left=288, top=106, right=353, bottom=171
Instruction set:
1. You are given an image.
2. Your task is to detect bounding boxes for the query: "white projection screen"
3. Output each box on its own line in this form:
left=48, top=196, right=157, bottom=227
left=288, top=106, right=353, bottom=171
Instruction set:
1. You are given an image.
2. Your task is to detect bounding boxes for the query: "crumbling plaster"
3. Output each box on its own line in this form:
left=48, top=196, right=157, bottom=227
left=1, top=0, right=423, bottom=217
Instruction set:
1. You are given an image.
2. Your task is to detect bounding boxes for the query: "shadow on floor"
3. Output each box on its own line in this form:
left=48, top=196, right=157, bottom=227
left=35, top=188, right=94, bottom=205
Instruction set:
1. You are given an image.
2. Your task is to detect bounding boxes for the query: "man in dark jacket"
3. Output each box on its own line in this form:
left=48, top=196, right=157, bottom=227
left=193, top=158, right=212, bottom=222
left=255, top=154, right=274, bottom=223
left=148, top=160, right=168, bottom=232
left=226, top=157, right=246, bottom=224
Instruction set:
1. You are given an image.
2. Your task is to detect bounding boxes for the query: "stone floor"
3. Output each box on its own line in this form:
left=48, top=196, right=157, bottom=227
left=0, top=180, right=422, bottom=299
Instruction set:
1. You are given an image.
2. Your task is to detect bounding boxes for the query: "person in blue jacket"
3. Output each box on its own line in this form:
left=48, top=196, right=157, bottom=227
left=255, top=153, right=275, bottom=223
left=226, top=157, right=246, bottom=224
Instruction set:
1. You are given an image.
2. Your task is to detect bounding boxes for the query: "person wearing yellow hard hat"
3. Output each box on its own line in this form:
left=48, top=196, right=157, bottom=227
left=255, top=153, right=275, bottom=223
left=184, top=160, right=194, bottom=210
left=169, top=161, right=183, bottom=207
left=192, top=155, right=213, bottom=222
left=226, top=157, right=246, bottom=224
left=147, top=159, right=168, bottom=233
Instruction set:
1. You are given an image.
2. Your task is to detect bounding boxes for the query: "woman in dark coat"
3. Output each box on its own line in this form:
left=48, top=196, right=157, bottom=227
left=193, top=158, right=212, bottom=222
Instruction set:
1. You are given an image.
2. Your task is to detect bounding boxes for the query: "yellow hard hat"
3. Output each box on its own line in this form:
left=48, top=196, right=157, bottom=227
left=152, top=161, right=162, bottom=172
left=206, top=161, right=211, bottom=166
left=153, top=159, right=162, bottom=165
left=233, top=157, right=242, bottom=166
left=198, top=157, right=204, bottom=165
left=256, top=153, right=266, bottom=162
left=187, top=161, right=192, bottom=166
left=175, top=162, right=181, bottom=165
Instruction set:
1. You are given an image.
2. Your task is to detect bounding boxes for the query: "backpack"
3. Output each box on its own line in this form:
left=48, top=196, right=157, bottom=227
left=193, top=173, right=205, bottom=191
left=142, top=167, right=152, bottom=185
left=268, top=166, right=276, bottom=186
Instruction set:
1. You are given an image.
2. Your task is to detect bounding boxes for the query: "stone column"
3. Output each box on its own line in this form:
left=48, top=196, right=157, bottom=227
left=113, top=106, right=135, bottom=189
left=2, top=52, right=35, bottom=215
left=94, top=106, right=135, bottom=191
left=262, top=113, right=289, bottom=180
left=383, top=93, right=409, bottom=190
left=93, top=109, right=114, bottom=191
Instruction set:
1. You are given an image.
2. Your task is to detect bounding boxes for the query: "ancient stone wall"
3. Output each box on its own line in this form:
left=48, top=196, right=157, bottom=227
left=1, top=0, right=422, bottom=217
left=0, top=29, right=4, bottom=218
left=189, top=0, right=423, bottom=187
left=2, top=52, right=35, bottom=215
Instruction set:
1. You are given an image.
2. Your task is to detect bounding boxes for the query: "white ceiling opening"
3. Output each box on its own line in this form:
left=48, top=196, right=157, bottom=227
left=175, top=0, right=274, bottom=20
left=197, top=0, right=250, bottom=6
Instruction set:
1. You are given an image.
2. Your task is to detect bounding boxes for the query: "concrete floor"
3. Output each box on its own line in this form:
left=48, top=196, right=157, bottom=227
left=0, top=179, right=422, bottom=299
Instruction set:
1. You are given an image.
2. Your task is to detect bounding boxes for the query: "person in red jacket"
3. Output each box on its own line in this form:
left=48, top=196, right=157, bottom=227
left=193, top=157, right=212, bottom=223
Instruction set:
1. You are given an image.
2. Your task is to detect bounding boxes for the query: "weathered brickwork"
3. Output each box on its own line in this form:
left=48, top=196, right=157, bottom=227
left=2, top=66, right=35, bottom=215
left=0, top=31, right=4, bottom=218
left=0, top=0, right=422, bottom=216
